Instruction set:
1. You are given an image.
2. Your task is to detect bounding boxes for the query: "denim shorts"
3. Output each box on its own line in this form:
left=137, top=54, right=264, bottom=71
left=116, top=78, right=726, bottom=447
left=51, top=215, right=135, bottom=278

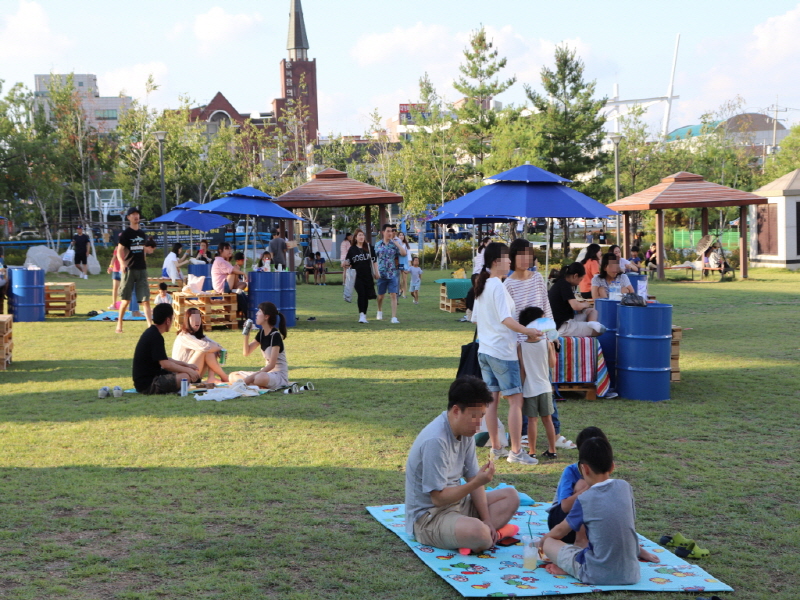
left=112, top=272, right=121, bottom=281
left=478, top=352, right=522, bottom=396
left=377, top=275, right=399, bottom=295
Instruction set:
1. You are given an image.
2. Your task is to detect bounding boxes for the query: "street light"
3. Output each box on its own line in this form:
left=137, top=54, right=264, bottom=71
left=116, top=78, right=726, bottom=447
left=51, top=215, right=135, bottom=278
left=609, top=133, right=624, bottom=246
left=153, top=131, right=168, bottom=256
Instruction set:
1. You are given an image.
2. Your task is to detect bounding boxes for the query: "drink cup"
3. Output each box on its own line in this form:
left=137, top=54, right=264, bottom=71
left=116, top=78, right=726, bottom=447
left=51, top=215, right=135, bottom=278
left=219, top=348, right=227, bottom=365
left=522, top=535, right=543, bottom=570
left=180, top=378, right=188, bottom=397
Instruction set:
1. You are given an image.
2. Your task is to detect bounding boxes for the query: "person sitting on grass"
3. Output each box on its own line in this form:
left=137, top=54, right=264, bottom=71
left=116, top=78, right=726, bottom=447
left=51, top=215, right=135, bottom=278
left=517, top=306, right=558, bottom=461
left=229, top=301, right=289, bottom=390
left=154, top=282, right=172, bottom=305
left=132, top=303, right=200, bottom=394
left=171, top=307, right=228, bottom=384
left=546, top=426, right=607, bottom=544
left=405, top=375, right=520, bottom=553
left=537, top=436, right=658, bottom=584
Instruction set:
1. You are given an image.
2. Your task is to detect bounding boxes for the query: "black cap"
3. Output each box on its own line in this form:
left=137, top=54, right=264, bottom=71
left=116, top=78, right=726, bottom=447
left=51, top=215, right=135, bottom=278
left=126, top=206, right=141, bottom=217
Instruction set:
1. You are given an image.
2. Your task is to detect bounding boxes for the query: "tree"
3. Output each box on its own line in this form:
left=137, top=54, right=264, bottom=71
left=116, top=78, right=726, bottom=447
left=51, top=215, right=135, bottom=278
left=114, top=75, right=159, bottom=205
left=481, top=107, right=543, bottom=176
left=452, top=27, right=516, bottom=177
left=525, top=44, right=608, bottom=253
left=762, top=122, right=800, bottom=182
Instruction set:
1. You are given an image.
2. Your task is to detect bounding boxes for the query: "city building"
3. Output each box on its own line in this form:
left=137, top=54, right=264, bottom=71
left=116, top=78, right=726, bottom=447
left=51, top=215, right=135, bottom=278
left=33, top=74, right=132, bottom=133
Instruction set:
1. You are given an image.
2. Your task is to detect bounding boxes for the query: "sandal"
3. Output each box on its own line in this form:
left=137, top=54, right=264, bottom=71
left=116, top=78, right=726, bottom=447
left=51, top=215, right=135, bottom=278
left=554, top=436, right=577, bottom=450
left=674, top=541, right=709, bottom=559
left=659, top=532, right=694, bottom=548
left=541, top=451, right=558, bottom=459
left=301, top=381, right=315, bottom=391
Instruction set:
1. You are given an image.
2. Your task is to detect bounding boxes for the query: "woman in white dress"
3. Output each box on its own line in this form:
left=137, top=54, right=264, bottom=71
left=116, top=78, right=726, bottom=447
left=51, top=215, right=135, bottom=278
left=171, top=307, right=229, bottom=384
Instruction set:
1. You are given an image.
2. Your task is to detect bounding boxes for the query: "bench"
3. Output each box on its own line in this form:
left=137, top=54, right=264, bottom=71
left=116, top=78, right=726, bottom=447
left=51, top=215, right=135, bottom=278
left=701, top=267, right=735, bottom=281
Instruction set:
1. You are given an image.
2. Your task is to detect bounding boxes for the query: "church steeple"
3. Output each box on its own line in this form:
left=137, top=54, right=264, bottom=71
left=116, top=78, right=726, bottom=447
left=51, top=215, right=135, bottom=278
left=287, top=0, right=309, bottom=61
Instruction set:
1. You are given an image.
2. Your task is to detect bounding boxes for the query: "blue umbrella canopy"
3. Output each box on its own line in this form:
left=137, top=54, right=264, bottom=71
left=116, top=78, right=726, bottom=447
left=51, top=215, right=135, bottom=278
left=440, top=181, right=616, bottom=219
left=222, top=186, right=275, bottom=200
left=174, top=200, right=201, bottom=209
left=192, top=194, right=303, bottom=220
left=488, top=162, right=571, bottom=183
left=428, top=211, right=518, bottom=225
left=151, top=209, right=232, bottom=232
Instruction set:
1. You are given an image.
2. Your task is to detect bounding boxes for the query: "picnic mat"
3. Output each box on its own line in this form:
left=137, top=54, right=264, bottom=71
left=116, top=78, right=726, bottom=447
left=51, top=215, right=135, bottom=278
left=367, top=496, right=732, bottom=598
left=88, top=311, right=146, bottom=321
left=435, top=279, right=473, bottom=300
left=122, top=382, right=297, bottom=396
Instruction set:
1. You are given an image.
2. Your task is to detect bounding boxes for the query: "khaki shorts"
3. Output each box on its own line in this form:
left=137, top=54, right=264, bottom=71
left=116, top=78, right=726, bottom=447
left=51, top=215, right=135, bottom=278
left=523, top=391, right=554, bottom=418
left=555, top=543, right=584, bottom=580
left=558, top=310, right=596, bottom=337
left=413, top=495, right=480, bottom=550
left=120, top=268, right=150, bottom=302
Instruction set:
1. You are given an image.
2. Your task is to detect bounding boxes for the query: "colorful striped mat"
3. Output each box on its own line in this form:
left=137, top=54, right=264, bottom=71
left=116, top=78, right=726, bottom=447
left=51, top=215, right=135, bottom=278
left=552, top=336, right=610, bottom=397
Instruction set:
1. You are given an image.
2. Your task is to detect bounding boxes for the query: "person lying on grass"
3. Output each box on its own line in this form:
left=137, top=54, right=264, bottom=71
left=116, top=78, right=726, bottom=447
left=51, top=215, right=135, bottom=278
left=537, top=436, right=658, bottom=585
left=229, top=301, right=289, bottom=390
left=405, top=376, right=519, bottom=553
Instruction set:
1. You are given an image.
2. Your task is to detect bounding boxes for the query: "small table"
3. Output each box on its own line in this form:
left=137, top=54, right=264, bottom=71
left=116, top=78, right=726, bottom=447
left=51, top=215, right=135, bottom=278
left=434, top=278, right=472, bottom=313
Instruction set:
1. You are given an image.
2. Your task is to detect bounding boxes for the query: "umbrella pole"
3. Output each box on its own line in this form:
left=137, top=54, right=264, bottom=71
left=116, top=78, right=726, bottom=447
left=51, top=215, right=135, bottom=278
left=545, top=219, right=551, bottom=279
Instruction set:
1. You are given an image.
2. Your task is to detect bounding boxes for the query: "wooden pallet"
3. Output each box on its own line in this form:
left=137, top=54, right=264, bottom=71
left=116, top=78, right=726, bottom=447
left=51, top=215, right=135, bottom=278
left=172, top=292, right=238, bottom=330
left=149, top=278, right=184, bottom=295
left=44, top=282, right=77, bottom=316
left=439, top=284, right=466, bottom=313
left=671, top=326, right=682, bottom=382
left=556, top=383, right=597, bottom=400
left=45, top=303, right=77, bottom=317
left=0, top=314, right=12, bottom=334
left=0, top=332, right=12, bottom=371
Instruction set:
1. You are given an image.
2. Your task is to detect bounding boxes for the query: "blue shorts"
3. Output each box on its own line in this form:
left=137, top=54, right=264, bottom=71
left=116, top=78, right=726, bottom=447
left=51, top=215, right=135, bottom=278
left=112, top=272, right=121, bottom=281
left=478, top=352, right=522, bottom=396
left=377, top=275, right=399, bottom=295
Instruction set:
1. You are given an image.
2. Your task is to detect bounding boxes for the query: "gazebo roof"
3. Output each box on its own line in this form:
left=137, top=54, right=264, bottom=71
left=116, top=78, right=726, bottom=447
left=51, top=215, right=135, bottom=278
left=275, top=168, right=403, bottom=209
left=606, top=172, right=767, bottom=211
left=754, top=168, right=800, bottom=197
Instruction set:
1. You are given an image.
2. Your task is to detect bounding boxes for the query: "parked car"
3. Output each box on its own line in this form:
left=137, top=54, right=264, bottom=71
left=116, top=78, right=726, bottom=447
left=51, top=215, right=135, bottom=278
left=10, top=230, right=40, bottom=241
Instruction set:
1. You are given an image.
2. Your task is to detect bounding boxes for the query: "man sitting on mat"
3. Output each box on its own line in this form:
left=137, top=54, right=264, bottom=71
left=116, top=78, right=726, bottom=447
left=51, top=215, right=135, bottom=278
left=405, top=376, right=519, bottom=552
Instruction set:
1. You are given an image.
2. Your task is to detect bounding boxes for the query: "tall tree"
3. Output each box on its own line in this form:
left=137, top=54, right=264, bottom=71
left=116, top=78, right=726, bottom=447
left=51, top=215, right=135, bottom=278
left=525, top=44, right=608, bottom=253
left=114, top=75, right=159, bottom=205
left=452, top=27, right=516, bottom=177
left=481, top=107, right=543, bottom=176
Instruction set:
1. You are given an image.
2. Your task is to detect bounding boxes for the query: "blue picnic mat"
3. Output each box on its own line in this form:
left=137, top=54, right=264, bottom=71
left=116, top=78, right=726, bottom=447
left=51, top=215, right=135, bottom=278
left=367, top=494, right=732, bottom=597
left=88, top=311, right=146, bottom=321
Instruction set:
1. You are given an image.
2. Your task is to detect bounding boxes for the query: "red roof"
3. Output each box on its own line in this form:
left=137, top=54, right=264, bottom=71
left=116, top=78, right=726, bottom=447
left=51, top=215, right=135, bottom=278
left=275, top=168, right=403, bottom=208
left=606, top=171, right=767, bottom=211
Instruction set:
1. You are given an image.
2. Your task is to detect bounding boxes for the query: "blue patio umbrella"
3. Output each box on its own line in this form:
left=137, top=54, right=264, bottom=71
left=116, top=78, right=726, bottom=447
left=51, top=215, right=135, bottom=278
left=487, top=162, right=571, bottom=184
left=428, top=211, right=518, bottom=225
left=151, top=208, right=232, bottom=232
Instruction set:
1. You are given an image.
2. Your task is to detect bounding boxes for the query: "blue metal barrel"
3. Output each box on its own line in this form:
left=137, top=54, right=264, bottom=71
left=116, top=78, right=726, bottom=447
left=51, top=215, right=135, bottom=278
left=616, top=302, right=672, bottom=401
left=278, top=271, right=296, bottom=327
left=247, top=271, right=281, bottom=328
left=9, top=267, right=45, bottom=322
left=627, top=273, right=647, bottom=298
left=187, top=263, right=213, bottom=291
left=595, top=298, right=620, bottom=388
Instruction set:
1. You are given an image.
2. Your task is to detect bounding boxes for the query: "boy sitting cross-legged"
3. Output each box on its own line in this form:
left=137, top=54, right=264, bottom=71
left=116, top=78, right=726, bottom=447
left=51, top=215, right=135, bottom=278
left=537, top=436, right=658, bottom=585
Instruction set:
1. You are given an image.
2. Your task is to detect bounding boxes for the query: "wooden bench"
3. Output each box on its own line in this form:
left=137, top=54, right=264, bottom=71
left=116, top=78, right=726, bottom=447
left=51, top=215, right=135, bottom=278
left=701, top=267, right=735, bottom=281
left=664, top=265, right=696, bottom=280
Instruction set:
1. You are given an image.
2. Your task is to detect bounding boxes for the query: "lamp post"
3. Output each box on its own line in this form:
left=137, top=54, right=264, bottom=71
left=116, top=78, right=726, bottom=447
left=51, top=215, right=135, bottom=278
left=609, top=133, right=624, bottom=245
left=153, top=131, right=168, bottom=256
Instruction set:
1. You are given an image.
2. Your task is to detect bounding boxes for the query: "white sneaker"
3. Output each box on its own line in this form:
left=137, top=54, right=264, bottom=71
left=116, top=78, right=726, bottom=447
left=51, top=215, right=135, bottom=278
left=112, top=386, right=123, bottom=398
left=358, top=313, right=368, bottom=323
left=490, top=447, right=509, bottom=460
left=376, top=311, right=383, bottom=320
left=98, top=386, right=110, bottom=399
left=390, top=317, right=399, bottom=324
left=555, top=435, right=577, bottom=450
left=507, top=450, right=539, bottom=465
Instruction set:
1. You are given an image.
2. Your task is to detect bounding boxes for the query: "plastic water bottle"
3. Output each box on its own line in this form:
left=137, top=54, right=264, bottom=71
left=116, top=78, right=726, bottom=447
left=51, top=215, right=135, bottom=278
left=609, top=282, right=622, bottom=301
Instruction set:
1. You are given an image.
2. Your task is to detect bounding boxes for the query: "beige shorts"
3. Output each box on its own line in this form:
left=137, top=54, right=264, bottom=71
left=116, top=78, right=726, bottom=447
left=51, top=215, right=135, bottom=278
left=413, top=495, right=480, bottom=550
left=556, top=543, right=584, bottom=580
left=232, top=370, right=289, bottom=390
left=523, top=392, right=554, bottom=418
left=558, top=310, right=597, bottom=337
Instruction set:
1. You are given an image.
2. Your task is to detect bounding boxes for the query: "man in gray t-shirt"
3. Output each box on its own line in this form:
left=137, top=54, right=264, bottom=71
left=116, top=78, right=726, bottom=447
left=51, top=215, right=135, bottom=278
left=404, top=377, right=519, bottom=552
left=268, top=230, right=287, bottom=268
left=539, top=437, right=658, bottom=585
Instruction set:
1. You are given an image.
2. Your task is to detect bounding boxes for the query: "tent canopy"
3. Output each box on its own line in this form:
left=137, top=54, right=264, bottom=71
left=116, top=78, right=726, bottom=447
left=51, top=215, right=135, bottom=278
left=151, top=209, right=232, bottom=232
left=487, top=162, right=570, bottom=184
left=191, top=195, right=303, bottom=220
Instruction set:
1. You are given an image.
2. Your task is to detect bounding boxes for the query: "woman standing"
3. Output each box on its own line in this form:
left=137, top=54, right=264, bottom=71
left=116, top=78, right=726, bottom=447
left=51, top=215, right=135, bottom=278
left=472, top=237, right=491, bottom=275
left=473, top=242, right=543, bottom=466
left=504, top=239, right=552, bottom=323
left=578, top=243, right=602, bottom=299
left=106, top=247, right=122, bottom=310
left=339, top=232, right=352, bottom=272
left=230, top=301, right=289, bottom=389
left=172, top=307, right=229, bottom=384
left=591, top=252, right=634, bottom=299
left=344, top=228, right=377, bottom=323
left=397, top=231, right=411, bottom=299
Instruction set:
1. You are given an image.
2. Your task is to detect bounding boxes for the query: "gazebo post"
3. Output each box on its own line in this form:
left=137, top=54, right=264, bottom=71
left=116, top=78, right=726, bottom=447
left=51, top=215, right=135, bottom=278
left=287, top=219, right=295, bottom=271
left=379, top=205, right=388, bottom=229
left=656, top=209, right=665, bottom=280
left=623, top=213, right=631, bottom=253
left=739, top=205, right=748, bottom=279
left=701, top=207, right=709, bottom=237
left=364, top=205, right=372, bottom=244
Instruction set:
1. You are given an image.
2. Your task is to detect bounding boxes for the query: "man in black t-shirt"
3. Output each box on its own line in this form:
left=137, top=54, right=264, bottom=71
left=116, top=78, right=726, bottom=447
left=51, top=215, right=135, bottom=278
left=71, top=225, right=91, bottom=279
left=132, top=304, right=200, bottom=394
left=117, top=207, right=155, bottom=334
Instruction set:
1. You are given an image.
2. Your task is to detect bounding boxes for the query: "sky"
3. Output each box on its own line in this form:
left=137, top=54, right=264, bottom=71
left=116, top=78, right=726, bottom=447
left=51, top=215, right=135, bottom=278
left=3, top=0, right=800, bottom=138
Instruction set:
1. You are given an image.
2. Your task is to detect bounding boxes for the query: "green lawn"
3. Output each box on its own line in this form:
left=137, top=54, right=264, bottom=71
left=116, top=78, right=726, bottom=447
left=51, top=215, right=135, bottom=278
left=1, top=269, right=799, bottom=599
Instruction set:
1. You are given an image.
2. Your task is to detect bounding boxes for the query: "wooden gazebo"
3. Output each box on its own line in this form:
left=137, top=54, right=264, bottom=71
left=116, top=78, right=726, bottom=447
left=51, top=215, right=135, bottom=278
left=606, top=172, right=767, bottom=279
left=275, top=168, right=403, bottom=244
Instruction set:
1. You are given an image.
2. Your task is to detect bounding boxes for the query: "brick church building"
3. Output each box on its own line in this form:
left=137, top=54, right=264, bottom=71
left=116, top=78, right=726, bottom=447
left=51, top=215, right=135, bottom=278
left=188, top=0, right=319, bottom=144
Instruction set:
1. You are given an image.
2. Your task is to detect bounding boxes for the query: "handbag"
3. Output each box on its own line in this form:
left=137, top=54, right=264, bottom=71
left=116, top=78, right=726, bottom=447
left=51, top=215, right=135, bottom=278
left=456, top=329, right=482, bottom=379
left=343, top=268, right=356, bottom=303
left=620, top=292, right=647, bottom=307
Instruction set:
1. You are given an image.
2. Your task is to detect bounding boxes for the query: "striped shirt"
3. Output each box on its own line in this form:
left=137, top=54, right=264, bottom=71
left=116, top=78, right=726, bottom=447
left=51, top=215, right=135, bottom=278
left=504, top=272, right=553, bottom=342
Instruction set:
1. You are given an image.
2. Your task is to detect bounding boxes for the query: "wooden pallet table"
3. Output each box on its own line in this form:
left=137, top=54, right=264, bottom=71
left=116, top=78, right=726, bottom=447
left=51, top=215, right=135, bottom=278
left=45, top=282, right=77, bottom=317
left=671, top=326, right=682, bottom=383
left=149, top=278, right=184, bottom=295
left=0, top=315, right=12, bottom=370
left=556, top=383, right=597, bottom=400
left=439, top=284, right=466, bottom=313
left=172, top=292, right=238, bottom=331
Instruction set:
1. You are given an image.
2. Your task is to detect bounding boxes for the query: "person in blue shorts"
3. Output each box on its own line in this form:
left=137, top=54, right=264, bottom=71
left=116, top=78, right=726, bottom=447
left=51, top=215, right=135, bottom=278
left=374, top=223, right=407, bottom=324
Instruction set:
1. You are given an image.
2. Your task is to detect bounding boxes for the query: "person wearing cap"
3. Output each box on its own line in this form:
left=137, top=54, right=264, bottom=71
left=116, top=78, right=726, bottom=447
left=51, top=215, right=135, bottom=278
left=70, top=225, right=92, bottom=279
left=116, top=207, right=156, bottom=334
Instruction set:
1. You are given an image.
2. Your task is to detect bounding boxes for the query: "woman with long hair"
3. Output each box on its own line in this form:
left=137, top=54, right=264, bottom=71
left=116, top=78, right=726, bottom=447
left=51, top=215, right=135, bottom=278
left=171, top=307, right=229, bottom=383
left=473, top=242, right=543, bottom=466
left=195, top=239, right=213, bottom=264
left=344, top=228, right=378, bottom=323
left=397, top=231, right=411, bottom=298
left=547, top=262, right=603, bottom=337
left=229, top=301, right=289, bottom=389
left=591, top=252, right=634, bottom=299
left=609, top=244, right=637, bottom=273
left=578, top=243, right=602, bottom=299
left=162, top=242, right=189, bottom=281
left=472, top=236, right=491, bottom=275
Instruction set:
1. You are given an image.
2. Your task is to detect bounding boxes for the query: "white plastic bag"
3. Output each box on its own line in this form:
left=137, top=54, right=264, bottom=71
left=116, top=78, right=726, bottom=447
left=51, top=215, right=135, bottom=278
left=343, top=268, right=356, bottom=303
left=186, top=274, right=205, bottom=293
left=61, top=248, right=75, bottom=264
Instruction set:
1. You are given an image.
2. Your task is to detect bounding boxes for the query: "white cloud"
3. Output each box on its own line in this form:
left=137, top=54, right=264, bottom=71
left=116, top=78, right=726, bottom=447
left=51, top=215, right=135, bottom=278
left=351, top=23, right=457, bottom=67
left=193, top=7, right=263, bottom=55
left=0, top=0, right=71, bottom=61
left=98, top=63, right=169, bottom=104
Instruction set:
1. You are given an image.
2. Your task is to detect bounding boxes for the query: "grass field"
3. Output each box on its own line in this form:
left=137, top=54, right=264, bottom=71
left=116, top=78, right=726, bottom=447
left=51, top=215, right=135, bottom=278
left=1, top=268, right=799, bottom=599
